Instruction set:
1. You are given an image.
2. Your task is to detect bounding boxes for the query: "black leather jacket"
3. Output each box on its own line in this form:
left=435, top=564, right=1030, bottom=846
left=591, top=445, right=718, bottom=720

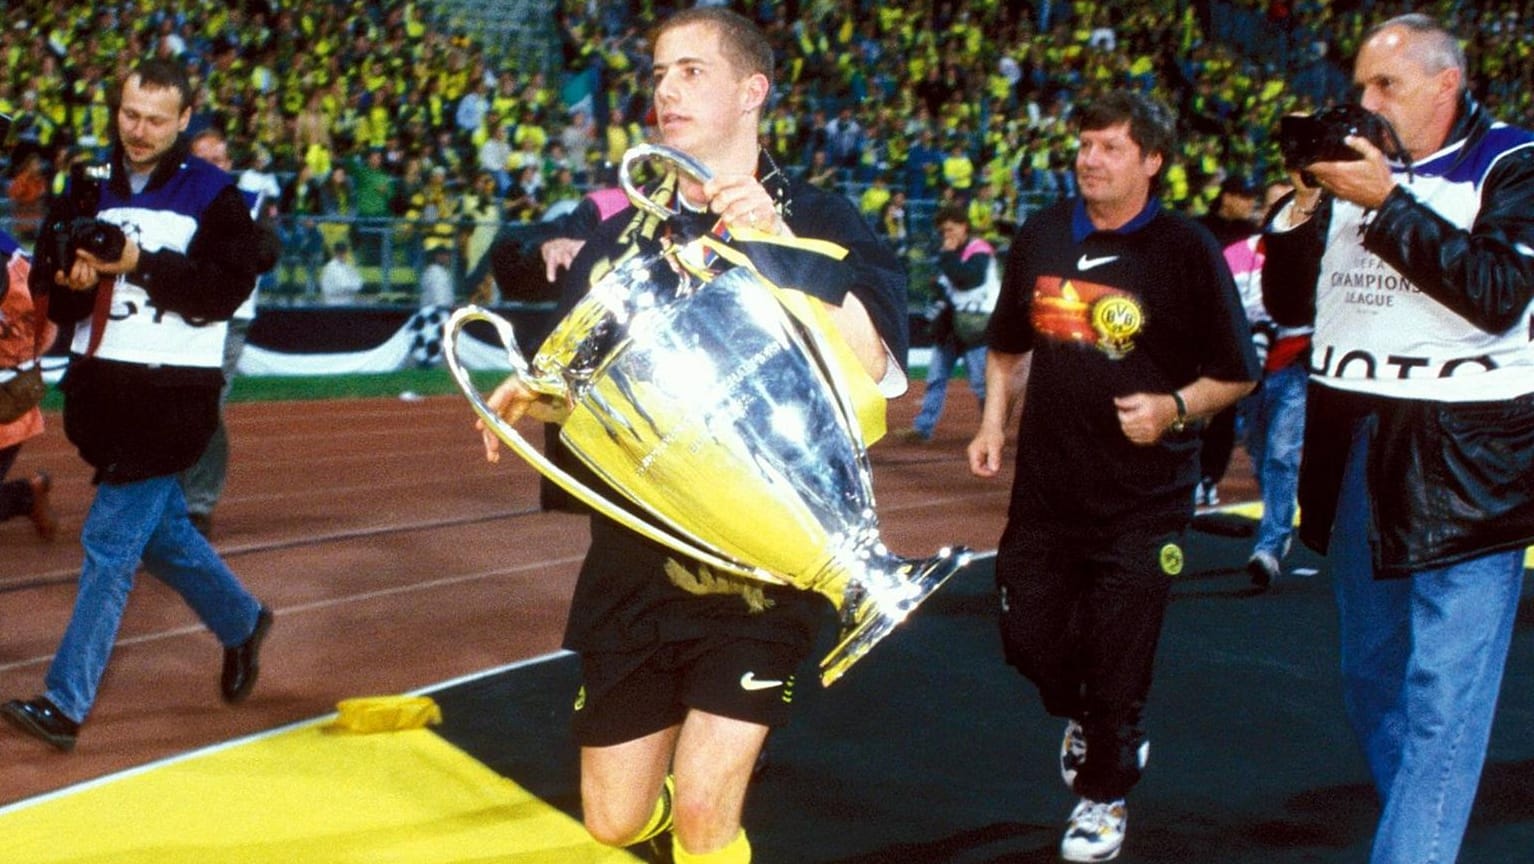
left=1263, top=95, right=1534, bottom=576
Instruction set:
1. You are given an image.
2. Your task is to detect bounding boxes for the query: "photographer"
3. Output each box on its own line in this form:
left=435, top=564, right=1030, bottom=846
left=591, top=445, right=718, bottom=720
left=1, top=59, right=277, bottom=753
left=903, top=206, right=997, bottom=442
left=1263, top=15, right=1534, bottom=864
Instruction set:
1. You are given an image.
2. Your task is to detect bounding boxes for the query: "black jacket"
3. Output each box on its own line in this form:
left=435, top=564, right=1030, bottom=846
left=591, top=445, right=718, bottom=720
left=1263, top=95, right=1534, bottom=575
left=34, top=137, right=272, bottom=483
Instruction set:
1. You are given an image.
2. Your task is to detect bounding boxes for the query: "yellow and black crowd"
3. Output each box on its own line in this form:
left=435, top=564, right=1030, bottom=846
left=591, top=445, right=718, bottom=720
left=1, top=0, right=1532, bottom=285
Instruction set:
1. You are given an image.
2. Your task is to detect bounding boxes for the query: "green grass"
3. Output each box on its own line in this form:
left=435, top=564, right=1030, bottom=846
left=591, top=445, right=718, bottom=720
left=227, top=367, right=509, bottom=402
left=39, top=368, right=510, bottom=411
left=37, top=358, right=939, bottom=411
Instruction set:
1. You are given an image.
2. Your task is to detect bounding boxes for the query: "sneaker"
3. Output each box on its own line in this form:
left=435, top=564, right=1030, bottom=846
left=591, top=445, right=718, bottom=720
left=1060, top=719, right=1149, bottom=791
left=1247, top=550, right=1281, bottom=589
left=26, top=472, right=58, bottom=542
left=1195, top=477, right=1220, bottom=507
left=1061, top=797, right=1128, bottom=862
left=896, top=427, right=932, bottom=443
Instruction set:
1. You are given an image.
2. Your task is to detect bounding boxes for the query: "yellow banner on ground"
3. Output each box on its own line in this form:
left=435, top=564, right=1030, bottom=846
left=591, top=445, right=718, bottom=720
left=0, top=724, right=636, bottom=864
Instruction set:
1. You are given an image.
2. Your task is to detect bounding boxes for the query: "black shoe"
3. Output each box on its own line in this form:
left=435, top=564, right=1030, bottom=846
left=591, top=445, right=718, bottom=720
left=2, top=697, right=80, bottom=752
left=1247, top=551, right=1280, bottom=590
left=221, top=606, right=273, bottom=703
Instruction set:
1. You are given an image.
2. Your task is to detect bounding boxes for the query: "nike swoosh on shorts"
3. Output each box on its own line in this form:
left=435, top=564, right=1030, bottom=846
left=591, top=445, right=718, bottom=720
left=739, top=672, right=785, bottom=691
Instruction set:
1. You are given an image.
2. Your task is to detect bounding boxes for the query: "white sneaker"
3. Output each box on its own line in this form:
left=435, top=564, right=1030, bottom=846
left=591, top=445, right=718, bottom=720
left=1194, top=478, right=1220, bottom=507
left=1059, top=720, right=1149, bottom=791
left=1061, top=797, right=1128, bottom=861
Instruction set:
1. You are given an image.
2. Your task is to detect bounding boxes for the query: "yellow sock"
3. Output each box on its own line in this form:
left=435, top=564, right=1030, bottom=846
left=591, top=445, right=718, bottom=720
left=675, top=829, right=751, bottom=864
left=623, top=774, right=675, bottom=846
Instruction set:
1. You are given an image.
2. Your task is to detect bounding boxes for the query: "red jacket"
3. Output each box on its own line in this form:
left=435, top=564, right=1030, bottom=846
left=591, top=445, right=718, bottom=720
left=1, top=251, right=56, bottom=449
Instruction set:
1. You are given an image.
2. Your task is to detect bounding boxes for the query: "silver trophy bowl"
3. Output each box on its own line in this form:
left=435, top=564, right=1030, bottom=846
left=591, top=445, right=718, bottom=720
left=445, top=144, right=969, bottom=685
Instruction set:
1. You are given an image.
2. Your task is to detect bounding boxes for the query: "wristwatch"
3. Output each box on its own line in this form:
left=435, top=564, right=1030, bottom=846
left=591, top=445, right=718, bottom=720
left=1169, top=391, right=1188, bottom=433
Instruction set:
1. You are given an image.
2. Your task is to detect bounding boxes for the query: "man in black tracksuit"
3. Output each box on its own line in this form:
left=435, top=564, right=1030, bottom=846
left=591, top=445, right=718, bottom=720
left=969, top=91, right=1258, bottom=862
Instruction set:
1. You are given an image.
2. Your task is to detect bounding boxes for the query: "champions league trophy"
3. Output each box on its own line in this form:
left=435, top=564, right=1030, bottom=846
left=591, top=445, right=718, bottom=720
left=444, top=143, right=969, bottom=686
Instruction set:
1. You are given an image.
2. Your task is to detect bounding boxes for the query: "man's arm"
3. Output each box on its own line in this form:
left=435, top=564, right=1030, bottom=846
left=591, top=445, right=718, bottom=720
left=805, top=196, right=908, bottom=386
left=1117, top=218, right=1261, bottom=446
left=130, top=186, right=268, bottom=321
left=1362, top=147, right=1534, bottom=334
left=1113, top=378, right=1256, bottom=447
left=715, top=174, right=908, bottom=388
left=968, top=349, right=1029, bottom=478
left=1261, top=188, right=1326, bottom=329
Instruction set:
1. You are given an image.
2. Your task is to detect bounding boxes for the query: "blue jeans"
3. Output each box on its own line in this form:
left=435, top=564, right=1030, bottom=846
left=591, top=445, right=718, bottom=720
left=912, top=340, right=987, bottom=438
left=1241, top=363, right=1307, bottom=560
left=44, top=475, right=262, bottom=723
left=1330, top=425, right=1525, bottom=864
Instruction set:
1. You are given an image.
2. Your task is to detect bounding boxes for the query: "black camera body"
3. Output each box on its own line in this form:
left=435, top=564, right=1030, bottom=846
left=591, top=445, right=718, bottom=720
left=1278, top=105, right=1404, bottom=183
left=44, top=217, right=127, bottom=272
left=35, top=161, right=125, bottom=276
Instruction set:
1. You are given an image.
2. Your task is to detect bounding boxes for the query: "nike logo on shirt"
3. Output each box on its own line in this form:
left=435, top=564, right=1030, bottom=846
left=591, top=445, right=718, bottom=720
left=1077, top=254, right=1120, bottom=271
left=739, top=672, right=785, bottom=691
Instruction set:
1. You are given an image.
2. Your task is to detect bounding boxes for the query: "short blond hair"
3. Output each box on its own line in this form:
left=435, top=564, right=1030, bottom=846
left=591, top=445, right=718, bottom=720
left=653, top=7, right=774, bottom=85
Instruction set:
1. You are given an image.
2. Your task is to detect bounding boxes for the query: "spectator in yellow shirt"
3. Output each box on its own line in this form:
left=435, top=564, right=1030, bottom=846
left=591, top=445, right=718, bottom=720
left=941, top=138, right=975, bottom=193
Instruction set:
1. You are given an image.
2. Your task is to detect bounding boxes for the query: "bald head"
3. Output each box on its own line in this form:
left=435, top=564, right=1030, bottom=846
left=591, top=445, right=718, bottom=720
left=1362, top=14, right=1466, bottom=94
left=1354, top=14, right=1465, bottom=159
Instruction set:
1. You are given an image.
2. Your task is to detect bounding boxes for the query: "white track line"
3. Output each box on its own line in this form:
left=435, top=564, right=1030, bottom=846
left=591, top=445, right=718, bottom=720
left=0, top=555, right=585, bottom=674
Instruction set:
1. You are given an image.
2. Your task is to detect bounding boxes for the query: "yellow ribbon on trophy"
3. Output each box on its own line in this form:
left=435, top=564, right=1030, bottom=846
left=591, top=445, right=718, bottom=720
left=653, top=228, right=891, bottom=611
left=677, top=227, right=888, bottom=447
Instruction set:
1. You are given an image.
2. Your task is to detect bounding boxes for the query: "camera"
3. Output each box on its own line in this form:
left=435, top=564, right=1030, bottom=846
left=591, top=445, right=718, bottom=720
left=69, top=218, right=126, bottom=261
left=39, top=217, right=127, bottom=274
left=1278, top=105, right=1405, bottom=184
left=35, top=160, right=124, bottom=276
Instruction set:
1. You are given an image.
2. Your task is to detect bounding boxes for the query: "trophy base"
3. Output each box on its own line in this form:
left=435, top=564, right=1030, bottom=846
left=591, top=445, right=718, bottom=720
left=818, top=546, right=972, bottom=686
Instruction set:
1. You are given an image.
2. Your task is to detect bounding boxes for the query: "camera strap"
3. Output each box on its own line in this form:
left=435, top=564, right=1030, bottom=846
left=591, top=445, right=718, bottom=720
left=84, top=276, right=115, bottom=358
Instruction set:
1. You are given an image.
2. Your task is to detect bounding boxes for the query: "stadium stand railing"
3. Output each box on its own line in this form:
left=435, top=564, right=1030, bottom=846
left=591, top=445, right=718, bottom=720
left=1, top=187, right=1053, bottom=309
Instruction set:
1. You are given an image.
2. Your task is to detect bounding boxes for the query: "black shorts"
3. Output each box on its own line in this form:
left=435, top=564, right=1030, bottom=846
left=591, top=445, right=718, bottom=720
left=571, top=634, right=806, bottom=747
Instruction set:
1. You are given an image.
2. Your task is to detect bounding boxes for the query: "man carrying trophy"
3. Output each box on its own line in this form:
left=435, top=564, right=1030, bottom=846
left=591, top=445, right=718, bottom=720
left=476, top=8, right=909, bottom=864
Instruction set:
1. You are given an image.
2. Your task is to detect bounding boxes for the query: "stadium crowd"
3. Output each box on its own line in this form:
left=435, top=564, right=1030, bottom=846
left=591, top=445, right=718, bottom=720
left=0, top=0, right=1531, bottom=301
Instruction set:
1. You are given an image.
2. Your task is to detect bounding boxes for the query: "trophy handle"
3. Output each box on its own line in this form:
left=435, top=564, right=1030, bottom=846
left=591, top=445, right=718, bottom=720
left=620, top=143, right=714, bottom=220
left=443, top=305, right=780, bottom=585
